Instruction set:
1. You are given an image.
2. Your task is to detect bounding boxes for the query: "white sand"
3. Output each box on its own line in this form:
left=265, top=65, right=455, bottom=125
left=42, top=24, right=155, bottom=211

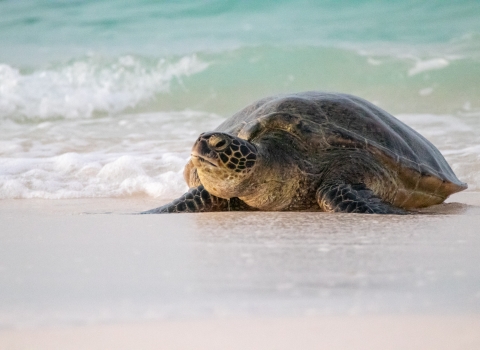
left=2, top=315, right=480, bottom=350
left=1, top=192, right=479, bottom=349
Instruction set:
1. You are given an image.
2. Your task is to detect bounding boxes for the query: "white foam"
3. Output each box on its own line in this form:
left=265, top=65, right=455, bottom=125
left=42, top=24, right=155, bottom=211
left=0, top=111, right=224, bottom=199
left=0, top=153, right=189, bottom=199
left=408, top=58, right=450, bottom=76
left=0, top=110, right=478, bottom=199
left=0, top=55, right=208, bottom=120
left=366, top=57, right=382, bottom=66
left=418, top=87, right=434, bottom=96
left=396, top=113, right=480, bottom=190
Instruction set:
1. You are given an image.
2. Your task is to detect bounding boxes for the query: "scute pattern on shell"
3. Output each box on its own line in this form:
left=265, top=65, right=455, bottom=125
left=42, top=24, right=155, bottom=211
left=214, top=91, right=467, bottom=197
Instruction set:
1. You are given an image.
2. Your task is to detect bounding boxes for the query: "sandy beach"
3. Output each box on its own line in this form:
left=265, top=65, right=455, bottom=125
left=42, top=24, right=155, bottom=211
left=1, top=192, right=480, bottom=349
left=2, top=316, right=480, bottom=350
left=2, top=1, right=480, bottom=349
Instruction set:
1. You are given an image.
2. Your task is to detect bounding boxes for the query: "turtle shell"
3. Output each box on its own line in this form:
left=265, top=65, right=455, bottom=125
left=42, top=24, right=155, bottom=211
left=214, top=91, right=466, bottom=205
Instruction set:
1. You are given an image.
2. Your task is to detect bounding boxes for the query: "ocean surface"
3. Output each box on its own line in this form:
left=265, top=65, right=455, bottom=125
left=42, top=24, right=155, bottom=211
left=1, top=0, right=480, bottom=199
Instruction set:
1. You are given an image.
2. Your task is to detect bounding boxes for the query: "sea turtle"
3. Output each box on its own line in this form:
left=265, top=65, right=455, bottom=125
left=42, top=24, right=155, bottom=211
left=144, top=91, right=467, bottom=214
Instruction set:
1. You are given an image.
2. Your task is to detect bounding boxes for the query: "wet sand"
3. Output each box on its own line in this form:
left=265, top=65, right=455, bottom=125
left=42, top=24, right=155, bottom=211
left=1, top=192, right=480, bottom=349
left=2, top=316, right=480, bottom=350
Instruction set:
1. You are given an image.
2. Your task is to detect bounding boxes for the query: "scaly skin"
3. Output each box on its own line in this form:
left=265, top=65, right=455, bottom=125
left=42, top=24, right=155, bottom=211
left=316, top=183, right=407, bottom=214
left=141, top=185, right=253, bottom=214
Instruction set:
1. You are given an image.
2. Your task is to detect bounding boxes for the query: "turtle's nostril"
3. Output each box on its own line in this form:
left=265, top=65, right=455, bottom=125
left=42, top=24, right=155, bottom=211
left=208, top=134, right=229, bottom=150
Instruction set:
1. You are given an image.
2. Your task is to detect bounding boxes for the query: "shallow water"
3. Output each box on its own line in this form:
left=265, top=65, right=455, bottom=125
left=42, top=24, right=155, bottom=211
left=1, top=0, right=479, bottom=199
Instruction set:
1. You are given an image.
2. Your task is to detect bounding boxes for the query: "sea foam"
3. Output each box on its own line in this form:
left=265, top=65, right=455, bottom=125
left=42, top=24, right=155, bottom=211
left=0, top=54, right=208, bottom=120
left=1, top=110, right=477, bottom=200
left=0, top=111, right=225, bottom=199
left=408, top=58, right=451, bottom=76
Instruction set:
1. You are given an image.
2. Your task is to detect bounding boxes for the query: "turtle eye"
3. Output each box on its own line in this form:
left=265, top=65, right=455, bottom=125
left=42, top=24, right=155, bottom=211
left=208, top=134, right=230, bottom=150
left=215, top=140, right=226, bottom=148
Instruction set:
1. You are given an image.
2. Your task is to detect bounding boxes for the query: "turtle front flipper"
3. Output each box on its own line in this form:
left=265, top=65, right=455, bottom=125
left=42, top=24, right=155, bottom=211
left=141, top=185, right=253, bottom=214
left=316, top=183, right=407, bottom=214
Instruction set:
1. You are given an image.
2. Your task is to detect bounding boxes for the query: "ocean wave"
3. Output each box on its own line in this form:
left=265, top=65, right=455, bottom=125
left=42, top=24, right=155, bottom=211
left=0, top=153, right=188, bottom=199
left=152, top=46, right=480, bottom=116
left=0, top=54, right=208, bottom=121
left=0, top=110, right=224, bottom=199
left=1, top=45, right=479, bottom=199
left=1, top=46, right=479, bottom=121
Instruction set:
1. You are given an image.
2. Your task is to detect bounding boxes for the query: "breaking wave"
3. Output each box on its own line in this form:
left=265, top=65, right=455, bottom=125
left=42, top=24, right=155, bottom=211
left=0, top=54, right=208, bottom=120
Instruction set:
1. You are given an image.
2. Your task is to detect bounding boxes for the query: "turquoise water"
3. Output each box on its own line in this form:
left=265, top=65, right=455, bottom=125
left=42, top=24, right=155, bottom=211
left=2, top=1, right=480, bottom=60
left=0, top=0, right=479, bottom=198
left=1, top=0, right=479, bottom=115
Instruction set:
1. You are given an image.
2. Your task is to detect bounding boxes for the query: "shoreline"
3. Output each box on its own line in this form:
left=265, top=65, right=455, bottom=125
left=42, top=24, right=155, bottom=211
left=0, top=191, right=478, bottom=215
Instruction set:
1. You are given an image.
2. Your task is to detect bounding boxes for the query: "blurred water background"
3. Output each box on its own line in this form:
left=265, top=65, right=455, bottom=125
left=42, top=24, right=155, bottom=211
left=1, top=0, right=479, bottom=199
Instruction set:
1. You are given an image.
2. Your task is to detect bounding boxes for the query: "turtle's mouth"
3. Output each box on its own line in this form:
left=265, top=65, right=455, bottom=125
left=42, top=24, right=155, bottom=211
left=191, top=153, right=218, bottom=168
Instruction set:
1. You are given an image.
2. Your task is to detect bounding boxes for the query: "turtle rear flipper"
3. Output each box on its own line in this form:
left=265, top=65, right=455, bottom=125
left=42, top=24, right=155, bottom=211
left=141, top=185, right=253, bottom=214
left=316, top=183, right=407, bottom=214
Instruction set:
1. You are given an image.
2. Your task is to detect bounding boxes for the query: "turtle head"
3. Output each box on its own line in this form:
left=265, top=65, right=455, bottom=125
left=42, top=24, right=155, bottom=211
left=190, top=132, right=258, bottom=198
